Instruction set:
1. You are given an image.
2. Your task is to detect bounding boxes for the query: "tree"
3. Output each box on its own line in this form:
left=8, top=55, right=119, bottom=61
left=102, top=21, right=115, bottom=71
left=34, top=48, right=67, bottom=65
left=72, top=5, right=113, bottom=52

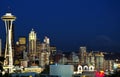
left=41, top=65, right=50, bottom=74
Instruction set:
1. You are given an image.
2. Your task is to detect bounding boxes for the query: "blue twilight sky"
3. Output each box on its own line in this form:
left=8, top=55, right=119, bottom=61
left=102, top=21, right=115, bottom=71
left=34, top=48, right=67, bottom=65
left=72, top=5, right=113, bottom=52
left=0, top=0, right=120, bottom=52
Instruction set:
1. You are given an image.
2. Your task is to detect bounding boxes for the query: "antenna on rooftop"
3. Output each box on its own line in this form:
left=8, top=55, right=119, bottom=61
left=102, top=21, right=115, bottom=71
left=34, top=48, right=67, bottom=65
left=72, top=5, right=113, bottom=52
left=7, top=6, right=12, bottom=13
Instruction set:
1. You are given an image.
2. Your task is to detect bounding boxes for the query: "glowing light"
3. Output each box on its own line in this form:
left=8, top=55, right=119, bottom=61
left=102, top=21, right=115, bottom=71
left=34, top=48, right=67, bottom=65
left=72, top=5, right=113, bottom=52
left=95, top=71, right=104, bottom=77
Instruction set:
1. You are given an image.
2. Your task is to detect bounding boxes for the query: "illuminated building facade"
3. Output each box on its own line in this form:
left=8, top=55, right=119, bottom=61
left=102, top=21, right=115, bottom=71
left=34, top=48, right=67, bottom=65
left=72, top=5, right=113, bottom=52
left=28, top=30, right=51, bottom=67
left=19, top=37, right=26, bottom=45
left=28, top=29, right=37, bottom=61
left=39, top=36, right=50, bottom=67
left=95, top=52, right=104, bottom=71
left=19, top=37, right=27, bottom=58
left=87, top=52, right=95, bottom=66
left=24, top=66, right=43, bottom=73
left=49, top=46, right=57, bottom=64
left=58, top=54, right=68, bottom=64
left=43, top=36, right=50, bottom=53
left=79, top=46, right=106, bottom=72
left=104, top=60, right=114, bottom=71
left=39, top=43, right=50, bottom=67
left=50, top=46, right=57, bottom=54
left=14, top=37, right=27, bottom=65
left=79, top=46, right=87, bottom=65
left=71, top=52, right=79, bottom=63
left=1, top=12, right=16, bottom=73
left=36, top=39, right=41, bottom=52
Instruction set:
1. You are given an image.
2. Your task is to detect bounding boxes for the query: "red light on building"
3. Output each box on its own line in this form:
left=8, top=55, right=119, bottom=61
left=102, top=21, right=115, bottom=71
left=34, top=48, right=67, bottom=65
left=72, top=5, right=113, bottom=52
left=95, top=71, right=104, bottom=77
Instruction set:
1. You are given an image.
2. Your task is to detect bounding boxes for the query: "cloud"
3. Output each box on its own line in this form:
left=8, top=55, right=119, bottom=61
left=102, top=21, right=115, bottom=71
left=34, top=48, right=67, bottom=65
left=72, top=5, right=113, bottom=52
left=88, top=35, right=120, bottom=52
left=95, top=35, right=114, bottom=47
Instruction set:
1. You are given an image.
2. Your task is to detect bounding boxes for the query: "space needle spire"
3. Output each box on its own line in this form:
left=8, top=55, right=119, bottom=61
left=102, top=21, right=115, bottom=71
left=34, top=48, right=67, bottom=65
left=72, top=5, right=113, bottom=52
left=1, top=12, right=16, bottom=73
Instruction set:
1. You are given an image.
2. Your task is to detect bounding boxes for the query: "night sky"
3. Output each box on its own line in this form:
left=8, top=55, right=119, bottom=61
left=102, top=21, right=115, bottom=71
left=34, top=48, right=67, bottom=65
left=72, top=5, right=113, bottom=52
left=0, top=0, right=120, bottom=52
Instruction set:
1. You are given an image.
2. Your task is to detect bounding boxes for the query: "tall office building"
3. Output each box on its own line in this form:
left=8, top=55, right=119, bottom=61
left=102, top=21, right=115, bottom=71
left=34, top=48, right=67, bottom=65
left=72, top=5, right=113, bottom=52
left=95, top=52, right=104, bottom=71
left=36, top=39, right=41, bottom=52
left=14, top=37, right=27, bottom=63
left=49, top=46, right=57, bottom=64
left=79, top=46, right=87, bottom=65
left=38, top=43, right=50, bottom=67
left=28, top=29, right=37, bottom=61
left=44, top=36, right=50, bottom=52
left=36, top=39, right=41, bottom=59
left=87, top=52, right=95, bottom=66
left=44, top=36, right=50, bottom=45
left=104, top=60, right=114, bottom=71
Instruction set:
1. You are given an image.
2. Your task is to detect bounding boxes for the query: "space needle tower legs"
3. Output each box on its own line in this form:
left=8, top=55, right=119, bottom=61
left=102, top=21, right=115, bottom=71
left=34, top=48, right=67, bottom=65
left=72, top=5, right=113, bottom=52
left=1, top=13, right=16, bottom=73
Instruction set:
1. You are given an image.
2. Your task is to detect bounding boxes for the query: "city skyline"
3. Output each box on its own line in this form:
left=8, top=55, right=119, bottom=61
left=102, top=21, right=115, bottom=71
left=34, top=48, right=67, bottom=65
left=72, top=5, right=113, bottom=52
left=0, top=0, right=120, bottom=52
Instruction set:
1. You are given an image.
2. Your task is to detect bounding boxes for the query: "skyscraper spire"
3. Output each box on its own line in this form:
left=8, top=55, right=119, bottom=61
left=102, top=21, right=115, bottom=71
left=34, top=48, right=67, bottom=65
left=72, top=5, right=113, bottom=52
left=1, top=12, right=16, bottom=73
left=7, top=6, right=12, bottom=13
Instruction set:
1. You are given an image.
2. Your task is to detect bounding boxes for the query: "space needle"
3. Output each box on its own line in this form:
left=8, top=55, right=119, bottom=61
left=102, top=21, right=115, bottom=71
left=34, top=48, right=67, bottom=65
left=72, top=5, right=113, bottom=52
left=1, top=12, right=16, bottom=73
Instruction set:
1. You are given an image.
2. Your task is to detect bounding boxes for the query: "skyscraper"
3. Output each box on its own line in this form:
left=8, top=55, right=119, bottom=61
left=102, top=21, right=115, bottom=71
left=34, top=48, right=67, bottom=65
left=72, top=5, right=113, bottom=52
left=44, top=36, right=50, bottom=45
left=95, top=52, right=104, bottom=71
left=79, top=46, right=87, bottom=65
left=88, top=52, right=95, bottom=66
left=43, top=36, right=50, bottom=52
left=14, top=36, right=27, bottom=65
left=28, top=29, right=37, bottom=61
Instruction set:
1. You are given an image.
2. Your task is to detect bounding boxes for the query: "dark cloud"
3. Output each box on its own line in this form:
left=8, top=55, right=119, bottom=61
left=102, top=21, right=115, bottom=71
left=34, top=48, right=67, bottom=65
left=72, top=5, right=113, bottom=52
left=88, top=35, right=120, bottom=52
left=95, top=35, right=114, bottom=47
